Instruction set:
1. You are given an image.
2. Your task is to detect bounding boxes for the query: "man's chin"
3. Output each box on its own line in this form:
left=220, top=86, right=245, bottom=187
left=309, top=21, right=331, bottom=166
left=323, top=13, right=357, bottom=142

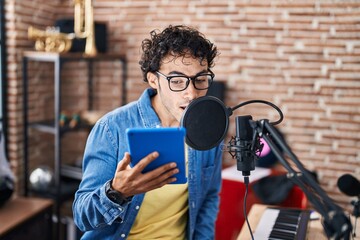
left=178, top=109, right=185, bottom=120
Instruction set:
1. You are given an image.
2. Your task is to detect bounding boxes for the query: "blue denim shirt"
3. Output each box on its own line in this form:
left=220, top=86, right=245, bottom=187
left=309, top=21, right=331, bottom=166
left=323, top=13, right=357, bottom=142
left=73, top=88, right=223, bottom=240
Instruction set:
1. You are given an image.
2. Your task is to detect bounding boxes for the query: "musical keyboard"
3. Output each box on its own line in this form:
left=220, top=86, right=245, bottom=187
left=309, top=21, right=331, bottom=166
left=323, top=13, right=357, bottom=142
left=252, top=207, right=311, bottom=240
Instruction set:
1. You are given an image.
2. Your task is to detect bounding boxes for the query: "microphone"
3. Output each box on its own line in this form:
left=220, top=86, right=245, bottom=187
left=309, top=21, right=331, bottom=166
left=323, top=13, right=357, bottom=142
left=337, top=174, right=360, bottom=235
left=337, top=174, right=360, bottom=197
left=227, top=115, right=261, bottom=176
left=180, top=95, right=279, bottom=176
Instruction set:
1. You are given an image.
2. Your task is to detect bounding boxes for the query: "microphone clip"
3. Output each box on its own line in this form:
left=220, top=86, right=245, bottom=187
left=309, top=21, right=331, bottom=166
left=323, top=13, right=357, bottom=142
left=227, top=136, right=251, bottom=159
left=351, top=198, right=360, bottom=218
left=226, top=133, right=263, bottom=160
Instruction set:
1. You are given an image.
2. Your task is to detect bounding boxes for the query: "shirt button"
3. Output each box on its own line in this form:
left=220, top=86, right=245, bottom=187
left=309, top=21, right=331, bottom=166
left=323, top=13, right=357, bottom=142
left=135, top=205, right=140, bottom=210
left=121, top=233, right=126, bottom=238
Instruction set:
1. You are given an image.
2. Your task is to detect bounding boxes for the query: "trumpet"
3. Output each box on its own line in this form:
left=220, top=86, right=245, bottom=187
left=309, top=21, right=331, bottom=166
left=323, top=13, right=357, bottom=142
left=74, top=0, right=97, bottom=56
left=28, top=0, right=97, bottom=56
left=28, top=26, right=74, bottom=53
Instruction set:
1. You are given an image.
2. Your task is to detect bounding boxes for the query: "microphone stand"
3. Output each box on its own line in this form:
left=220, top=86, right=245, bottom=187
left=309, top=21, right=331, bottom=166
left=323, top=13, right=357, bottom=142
left=351, top=197, right=359, bottom=237
left=251, top=119, right=353, bottom=240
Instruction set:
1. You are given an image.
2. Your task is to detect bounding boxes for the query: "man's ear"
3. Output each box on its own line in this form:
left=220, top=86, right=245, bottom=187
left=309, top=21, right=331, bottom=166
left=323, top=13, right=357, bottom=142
left=147, top=72, right=159, bottom=89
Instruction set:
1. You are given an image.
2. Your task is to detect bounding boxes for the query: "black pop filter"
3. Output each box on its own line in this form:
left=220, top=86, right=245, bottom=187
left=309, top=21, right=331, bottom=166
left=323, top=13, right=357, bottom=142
left=180, top=96, right=231, bottom=150
left=337, top=174, right=360, bottom=197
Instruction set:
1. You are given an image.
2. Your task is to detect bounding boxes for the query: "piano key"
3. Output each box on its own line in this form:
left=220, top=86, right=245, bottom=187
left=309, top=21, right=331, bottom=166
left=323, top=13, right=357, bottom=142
left=253, top=208, right=281, bottom=239
left=253, top=207, right=311, bottom=240
left=273, top=222, right=297, bottom=232
left=269, top=229, right=296, bottom=239
left=276, top=218, right=299, bottom=225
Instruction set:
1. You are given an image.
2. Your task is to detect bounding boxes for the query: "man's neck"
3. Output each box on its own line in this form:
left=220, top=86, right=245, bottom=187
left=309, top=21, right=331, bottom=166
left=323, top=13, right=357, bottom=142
left=151, top=94, right=179, bottom=127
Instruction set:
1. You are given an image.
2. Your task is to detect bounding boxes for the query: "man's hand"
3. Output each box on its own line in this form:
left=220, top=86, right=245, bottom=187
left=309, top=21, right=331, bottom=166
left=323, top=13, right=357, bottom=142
left=111, top=152, right=179, bottom=197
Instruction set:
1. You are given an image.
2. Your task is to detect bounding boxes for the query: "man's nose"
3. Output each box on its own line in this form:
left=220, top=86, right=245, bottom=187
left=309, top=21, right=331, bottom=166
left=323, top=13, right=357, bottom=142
left=184, top=81, right=198, bottom=100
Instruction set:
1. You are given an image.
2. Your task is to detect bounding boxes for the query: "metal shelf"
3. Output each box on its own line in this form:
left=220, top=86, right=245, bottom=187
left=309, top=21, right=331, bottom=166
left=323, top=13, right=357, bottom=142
left=61, top=164, right=82, bottom=181
left=30, top=177, right=81, bottom=203
left=29, top=120, right=57, bottom=134
left=22, top=51, right=127, bottom=239
left=29, top=119, right=93, bottom=135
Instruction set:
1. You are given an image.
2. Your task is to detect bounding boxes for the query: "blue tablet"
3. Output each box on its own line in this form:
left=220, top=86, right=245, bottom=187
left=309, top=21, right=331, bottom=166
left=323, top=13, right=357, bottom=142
left=126, top=127, right=187, bottom=184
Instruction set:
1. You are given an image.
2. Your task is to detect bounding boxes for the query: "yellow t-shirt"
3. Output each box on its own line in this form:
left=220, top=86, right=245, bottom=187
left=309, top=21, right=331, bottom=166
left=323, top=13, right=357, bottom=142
left=127, top=183, right=189, bottom=239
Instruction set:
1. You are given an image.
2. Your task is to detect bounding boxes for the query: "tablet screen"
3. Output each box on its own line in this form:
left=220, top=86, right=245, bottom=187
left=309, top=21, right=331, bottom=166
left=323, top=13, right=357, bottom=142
left=126, top=127, right=187, bottom=184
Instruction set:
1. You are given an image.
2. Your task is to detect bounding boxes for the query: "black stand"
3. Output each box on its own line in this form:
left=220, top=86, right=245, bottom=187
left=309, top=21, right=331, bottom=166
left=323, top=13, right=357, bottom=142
left=250, top=119, right=353, bottom=240
left=352, top=198, right=360, bottom=218
left=351, top=198, right=359, bottom=237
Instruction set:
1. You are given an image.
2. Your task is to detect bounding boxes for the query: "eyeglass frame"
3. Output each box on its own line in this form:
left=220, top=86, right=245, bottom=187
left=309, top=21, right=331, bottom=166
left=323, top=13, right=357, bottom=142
left=155, top=69, right=215, bottom=92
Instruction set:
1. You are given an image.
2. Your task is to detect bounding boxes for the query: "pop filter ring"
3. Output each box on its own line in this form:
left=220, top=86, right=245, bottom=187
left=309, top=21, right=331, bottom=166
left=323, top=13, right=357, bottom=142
left=180, top=96, right=231, bottom=150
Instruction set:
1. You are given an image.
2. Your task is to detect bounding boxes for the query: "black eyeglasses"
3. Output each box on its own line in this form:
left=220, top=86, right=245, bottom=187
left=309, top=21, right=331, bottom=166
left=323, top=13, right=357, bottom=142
left=156, top=70, right=215, bottom=92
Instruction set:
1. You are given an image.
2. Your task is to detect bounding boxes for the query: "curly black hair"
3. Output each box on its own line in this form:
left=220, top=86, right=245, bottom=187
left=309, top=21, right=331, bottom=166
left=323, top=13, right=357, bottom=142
left=139, top=25, right=218, bottom=82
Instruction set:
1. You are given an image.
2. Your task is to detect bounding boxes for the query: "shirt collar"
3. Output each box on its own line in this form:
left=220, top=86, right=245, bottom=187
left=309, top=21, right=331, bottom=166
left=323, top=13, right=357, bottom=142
left=137, top=88, right=162, bottom=128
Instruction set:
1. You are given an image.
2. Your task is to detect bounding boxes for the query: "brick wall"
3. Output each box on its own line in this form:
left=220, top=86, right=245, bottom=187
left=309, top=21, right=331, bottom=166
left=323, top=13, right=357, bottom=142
left=4, top=0, right=61, bottom=190
left=4, top=0, right=359, bottom=211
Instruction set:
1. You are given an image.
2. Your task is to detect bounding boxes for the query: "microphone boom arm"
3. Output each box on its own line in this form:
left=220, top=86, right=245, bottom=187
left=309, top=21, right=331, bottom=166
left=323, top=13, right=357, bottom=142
left=252, top=119, right=353, bottom=240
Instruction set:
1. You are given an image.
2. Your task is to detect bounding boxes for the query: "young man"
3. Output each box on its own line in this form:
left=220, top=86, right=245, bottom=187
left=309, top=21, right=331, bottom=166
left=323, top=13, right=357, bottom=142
left=73, top=25, right=223, bottom=239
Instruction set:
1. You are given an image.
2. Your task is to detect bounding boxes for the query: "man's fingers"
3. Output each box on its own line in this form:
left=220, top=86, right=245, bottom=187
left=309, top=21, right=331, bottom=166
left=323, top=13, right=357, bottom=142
left=132, top=151, right=159, bottom=172
left=113, top=151, right=180, bottom=196
left=141, top=166, right=179, bottom=188
left=116, top=152, right=131, bottom=172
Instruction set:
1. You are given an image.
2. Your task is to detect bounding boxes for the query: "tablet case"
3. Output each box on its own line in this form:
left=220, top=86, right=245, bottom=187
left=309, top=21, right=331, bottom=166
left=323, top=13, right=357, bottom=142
left=126, top=127, right=187, bottom=184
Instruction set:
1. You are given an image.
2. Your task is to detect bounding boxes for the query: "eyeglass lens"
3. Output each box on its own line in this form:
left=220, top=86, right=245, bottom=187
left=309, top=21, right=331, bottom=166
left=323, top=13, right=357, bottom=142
left=169, top=74, right=213, bottom=91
